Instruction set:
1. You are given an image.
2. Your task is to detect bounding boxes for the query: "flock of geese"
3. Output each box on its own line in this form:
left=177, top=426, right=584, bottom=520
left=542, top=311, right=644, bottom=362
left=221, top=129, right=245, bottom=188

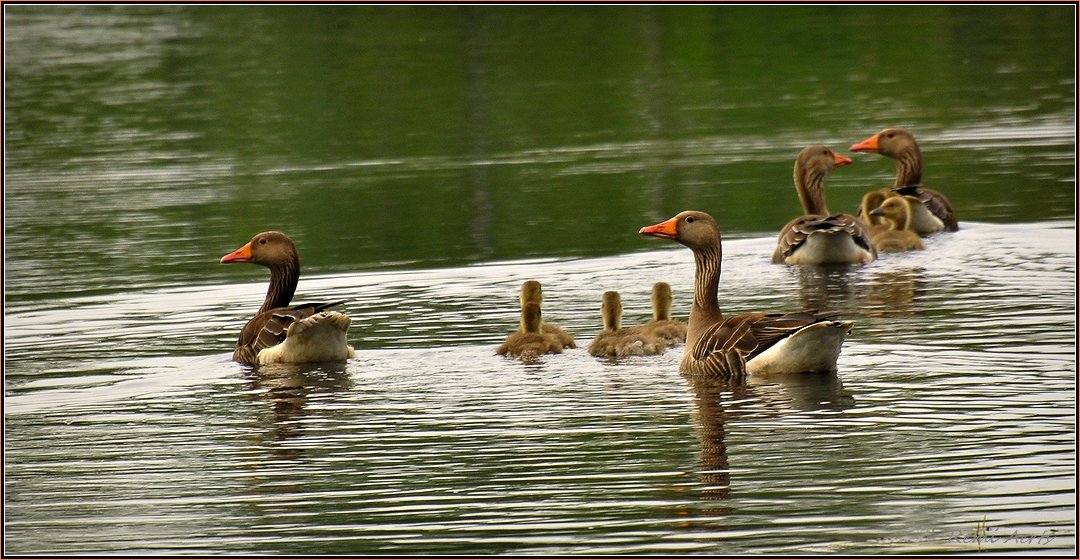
left=220, top=128, right=957, bottom=381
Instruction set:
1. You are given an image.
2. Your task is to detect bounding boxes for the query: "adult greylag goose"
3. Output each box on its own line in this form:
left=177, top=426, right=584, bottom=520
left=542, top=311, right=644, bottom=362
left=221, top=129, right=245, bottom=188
left=496, top=302, right=564, bottom=358
left=588, top=291, right=665, bottom=357
left=519, top=279, right=576, bottom=348
left=850, top=128, right=958, bottom=234
left=772, top=145, right=877, bottom=265
left=867, top=196, right=926, bottom=253
left=220, top=231, right=354, bottom=366
left=641, top=211, right=853, bottom=381
left=643, top=281, right=687, bottom=345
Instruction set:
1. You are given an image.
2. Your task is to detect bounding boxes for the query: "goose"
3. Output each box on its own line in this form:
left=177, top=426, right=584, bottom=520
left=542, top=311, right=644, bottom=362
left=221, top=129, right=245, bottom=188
left=772, top=145, right=877, bottom=265
left=519, top=280, right=576, bottom=348
left=858, top=190, right=891, bottom=234
left=642, top=281, right=687, bottom=345
left=868, top=196, right=926, bottom=253
left=588, top=291, right=665, bottom=357
left=641, top=211, right=853, bottom=381
left=850, top=128, right=958, bottom=234
left=496, top=302, right=564, bottom=358
left=220, top=231, right=354, bottom=366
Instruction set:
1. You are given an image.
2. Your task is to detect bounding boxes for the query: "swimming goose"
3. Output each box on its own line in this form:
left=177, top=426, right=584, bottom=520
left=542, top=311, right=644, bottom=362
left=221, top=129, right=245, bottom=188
left=850, top=128, right=958, bottom=234
left=496, top=302, right=564, bottom=358
left=772, top=145, right=877, bottom=265
left=868, top=196, right=926, bottom=253
left=588, top=291, right=665, bottom=357
left=858, top=190, right=891, bottom=234
left=643, top=281, right=687, bottom=345
left=519, top=279, right=576, bottom=348
left=220, top=231, right=354, bottom=366
left=641, top=211, right=853, bottom=381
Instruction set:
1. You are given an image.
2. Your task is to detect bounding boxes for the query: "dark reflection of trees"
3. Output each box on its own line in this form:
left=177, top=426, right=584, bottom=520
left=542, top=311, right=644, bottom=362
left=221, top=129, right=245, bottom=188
left=246, top=363, right=353, bottom=460
left=681, top=371, right=854, bottom=524
left=458, top=6, right=495, bottom=260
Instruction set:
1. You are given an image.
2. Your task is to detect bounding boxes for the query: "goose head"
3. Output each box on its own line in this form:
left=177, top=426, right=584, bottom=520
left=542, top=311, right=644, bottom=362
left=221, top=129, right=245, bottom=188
left=850, top=128, right=920, bottom=159
left=520, top=280, right=543, bottom=308
left=220, top=231, right=299, bottom=269
left=638, top=210, right=720, bottom=251
left=793, top=145, right=852, bottom=216
left=869, top=196, right=915, bottom=231
left=796, top=145, right=853, bottom=176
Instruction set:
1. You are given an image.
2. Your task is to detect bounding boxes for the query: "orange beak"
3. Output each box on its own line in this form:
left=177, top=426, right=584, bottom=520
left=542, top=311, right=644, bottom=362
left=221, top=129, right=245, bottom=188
left=834, top=153, right=854, bottom=168
left=639, top=216, right=680, bottom=239
left=220, top=242, right=253, bottom=264
left=850, top=133, right=880, bottom=153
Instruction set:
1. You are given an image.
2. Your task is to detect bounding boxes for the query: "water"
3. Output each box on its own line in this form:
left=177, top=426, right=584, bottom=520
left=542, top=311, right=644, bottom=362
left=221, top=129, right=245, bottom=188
left=3, top=5, right=1076, bottom=556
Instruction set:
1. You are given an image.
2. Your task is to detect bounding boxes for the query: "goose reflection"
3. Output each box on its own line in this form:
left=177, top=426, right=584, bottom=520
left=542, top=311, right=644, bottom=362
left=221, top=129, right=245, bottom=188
left=861, top=267, right=927, bottom=318
left=245, top=362, right=353, bottom=459
left=681, top=370, right=854, bottom=522
left=790, top=263, right=861, bottom=311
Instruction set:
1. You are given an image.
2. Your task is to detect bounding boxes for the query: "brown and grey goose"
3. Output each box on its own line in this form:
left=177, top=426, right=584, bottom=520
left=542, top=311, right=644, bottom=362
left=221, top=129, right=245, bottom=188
left=587, top=291, right=665, bottom=357
left=220, top=231, right=354, bottom=366
left=641, top=211, right=853, bottom=381
left=850, top=127, right=958, bottom=234
left=772, top=145, right=877, bottom=265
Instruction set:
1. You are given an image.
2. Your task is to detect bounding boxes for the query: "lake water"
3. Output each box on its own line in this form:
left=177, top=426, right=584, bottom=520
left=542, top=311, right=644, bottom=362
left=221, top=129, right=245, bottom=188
left=3, top=5, right=1076, bottom=556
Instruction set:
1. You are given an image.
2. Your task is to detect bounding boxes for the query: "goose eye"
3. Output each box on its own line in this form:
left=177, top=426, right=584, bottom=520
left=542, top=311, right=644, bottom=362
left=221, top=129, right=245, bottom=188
left=258, top=238, right=267, bottom=245
left=685, top=216, right=695, bottom=223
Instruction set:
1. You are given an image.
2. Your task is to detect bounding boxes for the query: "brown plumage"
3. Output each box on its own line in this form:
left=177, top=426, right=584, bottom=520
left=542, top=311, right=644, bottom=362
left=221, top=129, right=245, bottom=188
left=519, top=280, right=576, bottom=349
left=587, top=291, right=665, bottom=357
left=220, top=231, right=354, bottom=366
left=850, top=128, right=958, bottom=234
left=641, top=211, right=853, bottom=381
left=496, top=302, right=563, bottom=358
left=642, top=282, right=687, bottom=345
left=858, top=190, right=891, bottom=234
left=772, top=145, right=877, bottom=265
left=868, top=196, right=926, bottom=253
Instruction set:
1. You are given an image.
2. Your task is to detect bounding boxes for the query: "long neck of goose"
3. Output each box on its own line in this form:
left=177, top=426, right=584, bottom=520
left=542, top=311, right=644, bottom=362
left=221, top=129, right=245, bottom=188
left=653, top=299, right=670, bottom=321
left=692, top=244, right=722, bottom=315
left=602, top=308, right=620, bottom=331
left=795, top=163, right=830, bottom=215
left=260, top=259, right=299, bottom=314
left=894, top=145, right=923, bottom=187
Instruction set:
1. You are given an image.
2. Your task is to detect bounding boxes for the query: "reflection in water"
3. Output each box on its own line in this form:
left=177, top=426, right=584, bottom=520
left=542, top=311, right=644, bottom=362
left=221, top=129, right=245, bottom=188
left=792, top=263, right=929, bottom=325
left=246, top=362, right=353, bottom=460
left=861, top=267, right=927, bottom=318
left=791, top=264, right=861, bottom=312
left=686, top=377, right=739, bottom=515
left=460, top=6, right=496, bottom=260
left=685, top=370, right=854, bottom=516
left=746, top=370, right=855, bottom=412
